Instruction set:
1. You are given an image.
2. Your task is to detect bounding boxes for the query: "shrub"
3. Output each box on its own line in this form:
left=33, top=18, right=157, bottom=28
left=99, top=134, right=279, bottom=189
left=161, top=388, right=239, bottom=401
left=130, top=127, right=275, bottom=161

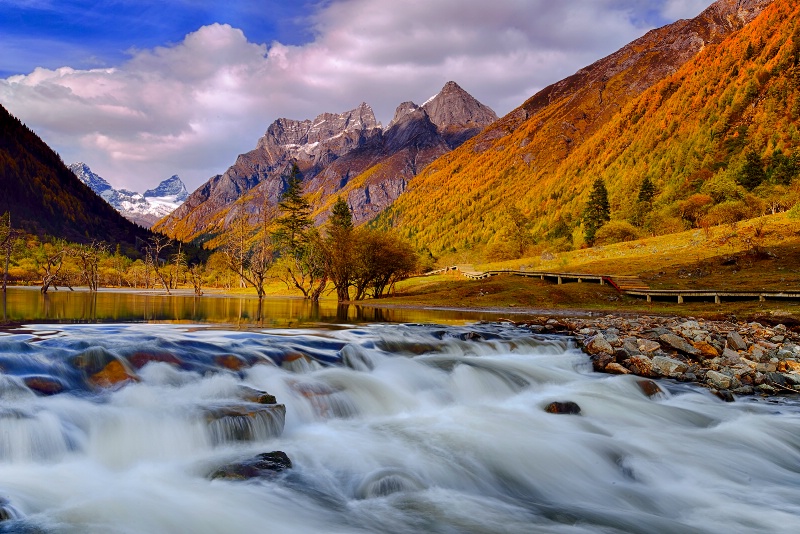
left=702, top=200, right=755, bottom=226
left=594, top=220, right=643, bottom=245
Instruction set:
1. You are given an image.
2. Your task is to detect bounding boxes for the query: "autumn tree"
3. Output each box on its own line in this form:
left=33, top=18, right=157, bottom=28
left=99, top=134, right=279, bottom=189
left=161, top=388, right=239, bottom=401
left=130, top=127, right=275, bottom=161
left=0, top=212, right=12, bottom=292
left=321, top=197, right=355, bottom=302
left=583, top=178, right=610, bottom=245
left=222, top=206, right=274, bottom=299
left=737, top=150, right=766, bottom=190
left=145, top=235, right=173, bottom=294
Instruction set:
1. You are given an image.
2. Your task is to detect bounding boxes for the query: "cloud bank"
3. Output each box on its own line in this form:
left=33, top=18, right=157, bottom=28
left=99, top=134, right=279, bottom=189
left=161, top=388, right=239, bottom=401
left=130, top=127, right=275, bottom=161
left=0, top=0, right=712, bottom=191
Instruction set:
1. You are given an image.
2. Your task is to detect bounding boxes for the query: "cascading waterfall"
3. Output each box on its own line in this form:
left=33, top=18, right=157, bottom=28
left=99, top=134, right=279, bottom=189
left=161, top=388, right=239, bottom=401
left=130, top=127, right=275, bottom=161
left=0, top=322, right=799, bottom=533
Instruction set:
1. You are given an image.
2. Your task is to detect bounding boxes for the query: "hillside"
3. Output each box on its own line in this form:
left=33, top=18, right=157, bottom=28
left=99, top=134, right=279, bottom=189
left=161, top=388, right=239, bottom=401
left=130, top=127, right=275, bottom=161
left=154, top=81, right=497, bottom=246
left=0, top=104, right=151, bottom=250
left=377, top=0, right=778, bottom=258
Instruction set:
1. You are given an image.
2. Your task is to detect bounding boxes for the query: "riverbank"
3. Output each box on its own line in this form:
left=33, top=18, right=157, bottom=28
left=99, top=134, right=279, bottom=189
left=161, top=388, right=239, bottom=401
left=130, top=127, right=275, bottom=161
left=498, top=314, right=800, bottom=399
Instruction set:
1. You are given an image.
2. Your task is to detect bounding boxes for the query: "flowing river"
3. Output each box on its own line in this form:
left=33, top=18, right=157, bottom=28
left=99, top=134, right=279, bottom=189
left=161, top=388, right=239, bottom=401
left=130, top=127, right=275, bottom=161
left=1, top=321, right=800, bottom=533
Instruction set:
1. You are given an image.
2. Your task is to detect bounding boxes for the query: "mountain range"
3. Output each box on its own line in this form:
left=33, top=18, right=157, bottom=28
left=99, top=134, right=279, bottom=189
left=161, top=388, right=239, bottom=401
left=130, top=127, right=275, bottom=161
left=0, top=104, right=151, bottom=250
left=68, top=163, right=188, bottom=228
left=154, top=81, right=497, bottom=244
left=2, top=0, right=794, bottom=266
left=375, top=0, right=778, bottom=257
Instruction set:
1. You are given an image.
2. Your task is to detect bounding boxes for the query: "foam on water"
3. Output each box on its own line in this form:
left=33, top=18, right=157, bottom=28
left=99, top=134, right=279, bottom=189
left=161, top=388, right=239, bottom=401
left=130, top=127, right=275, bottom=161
left=0, top=323, right=799, bottom=533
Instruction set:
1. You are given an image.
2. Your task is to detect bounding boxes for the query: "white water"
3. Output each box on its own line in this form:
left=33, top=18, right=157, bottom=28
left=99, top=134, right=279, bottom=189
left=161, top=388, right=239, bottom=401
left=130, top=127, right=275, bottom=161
left=1, top=323, right=800, bottom=533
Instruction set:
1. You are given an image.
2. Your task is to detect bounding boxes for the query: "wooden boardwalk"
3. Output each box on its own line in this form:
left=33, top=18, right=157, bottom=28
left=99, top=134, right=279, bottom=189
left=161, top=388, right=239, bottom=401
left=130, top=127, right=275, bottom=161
left=424, top=266, right=800, bottom=304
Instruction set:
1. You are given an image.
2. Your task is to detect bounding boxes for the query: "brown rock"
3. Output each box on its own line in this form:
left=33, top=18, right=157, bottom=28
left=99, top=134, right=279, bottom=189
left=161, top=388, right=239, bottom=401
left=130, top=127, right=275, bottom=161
left=544, top=401, right=581, bottom=415
left=779, top=360, right=800, bottom=373
left=659, top=333, right=701, bottom=356
left=628, top=355, right=655, bottom=377
left=585, top=335, right=614, bottom=355
left=89, top=360, right=138, bottom=389
left=691, top=341, right=719, bottom=358
left=605, top=362, right=630, bottom=374
left=636, top=379, right=663, bottom=398
left=215, top=354, right=248, bottom=371
left=23, top=375, right=66, bottom=395
left=210, top=451, right=293, bottom=480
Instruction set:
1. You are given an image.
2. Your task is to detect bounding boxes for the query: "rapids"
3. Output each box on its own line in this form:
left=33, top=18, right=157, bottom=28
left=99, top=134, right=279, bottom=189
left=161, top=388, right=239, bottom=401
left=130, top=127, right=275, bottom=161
left=0, top=322, right=799, bottom=533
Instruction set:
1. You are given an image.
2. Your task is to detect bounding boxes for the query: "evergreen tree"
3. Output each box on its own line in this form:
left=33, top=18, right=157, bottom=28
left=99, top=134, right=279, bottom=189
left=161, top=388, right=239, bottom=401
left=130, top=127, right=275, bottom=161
left=330, top=196, right=353, bottom=230
left=274, top=163, right=312, bottom=253
left=583, top=178, right=610, bottom=245
left=637, top=176, right=655, bottom=205
left=737, top=150, right=766, bottom=190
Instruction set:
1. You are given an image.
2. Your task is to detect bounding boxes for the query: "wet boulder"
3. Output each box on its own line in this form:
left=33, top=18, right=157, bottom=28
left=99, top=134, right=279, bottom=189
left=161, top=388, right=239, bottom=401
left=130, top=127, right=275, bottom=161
left=636, top=379, right=664, bottom=398
left=70, top=347, right=138, bottom=389
left=215, top=354, right=249, bottom=371
left=705, top=370, right=732, bottom=390
left=22, top=375, right=66, bottom=396
left=202, top=403, right=286, bottom=444
left=237, top=386, right=277, bottom=405
left=605, top=362, right=630, bottom=374
left=585, top=335, right=613, bottom=356
left=125, top=351, right=182, bottom=370
left=210, top=451, right=292, bottom=481
left=544, top=401, right=581, bottom=415
left=0, top=497, right=21, bottom=521
left=627, top=355, right=655, bottom=377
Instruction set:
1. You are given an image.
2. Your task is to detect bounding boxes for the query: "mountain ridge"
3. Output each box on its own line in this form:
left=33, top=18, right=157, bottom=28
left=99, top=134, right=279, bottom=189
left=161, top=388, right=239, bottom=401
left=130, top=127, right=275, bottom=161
left=154, top=81, right=497, bottom=244
left=68, top=163, right=188, bottom=229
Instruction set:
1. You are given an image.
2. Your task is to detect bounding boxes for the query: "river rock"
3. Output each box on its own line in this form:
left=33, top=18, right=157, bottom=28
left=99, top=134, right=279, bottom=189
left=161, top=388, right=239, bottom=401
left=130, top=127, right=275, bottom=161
left=779, top=360, right=800, bottom=373
left=636, top=379, right=663, bottom=398
left=659, top=333, right=701, bottom=357
left=544, top=401, right=581, bottom=415
left=210, top=451, right=293, bottom=480
left=203, top=403, right=286, bottom=443
left=237, top=386, right=277, bottom=404
left=720, top=348, right=743, bottom=366
left=126, top=351, right=182, bottom=369
left=652, top=356, right=688, bottom=378
left=726, top=332, right=748, bottom=351
left=627, top=355, right=655, bottom=377
left=585, top=335, right=613, bottom=355
left=637, top=339, right=662, bottom=353
left=706, top=370, right=732, bottom=390
left=605, top=362, right=630, bottom=374
left=691, top=341, right=719, bottom=359
left=23, top=375, right=66, bottom=396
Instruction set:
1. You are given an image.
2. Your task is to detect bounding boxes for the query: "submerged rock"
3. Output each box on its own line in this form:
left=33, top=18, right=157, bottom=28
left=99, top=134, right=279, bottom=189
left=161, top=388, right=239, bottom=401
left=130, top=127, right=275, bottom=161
left=211, top=451, right=293, bottom=481
left=636, top=379, right=664, bottom=398
left=203, top=403, right=286, bottom=444
left=544, top=401, right=581, bottom=415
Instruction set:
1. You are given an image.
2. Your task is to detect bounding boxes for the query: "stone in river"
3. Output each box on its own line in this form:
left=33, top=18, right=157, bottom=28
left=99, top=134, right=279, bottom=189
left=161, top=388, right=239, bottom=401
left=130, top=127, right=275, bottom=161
left=706, top=370, right=732, bottom=390
left=628, top=355, right=655, bottom=377
left=691, top=341, right=719, bottom=359
left=605, top=362, right=630, bottom=374
left=23, top=375, right=66, bottom=395
left=210, top=451, right=293, bottom=480
left=636, top=379, right=664, bottom=398
left=544, top=401, right=582, bottom=415
left=651, top=356, right=688, bottom=378
left=585, top=335, right=613, bottom=355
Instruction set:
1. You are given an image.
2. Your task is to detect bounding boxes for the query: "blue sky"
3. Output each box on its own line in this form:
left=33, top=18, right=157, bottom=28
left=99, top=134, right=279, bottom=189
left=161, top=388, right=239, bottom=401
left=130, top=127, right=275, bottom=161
left=0, top=0, right=713, bottom=191
left=0, top=0, right=316, bottom=77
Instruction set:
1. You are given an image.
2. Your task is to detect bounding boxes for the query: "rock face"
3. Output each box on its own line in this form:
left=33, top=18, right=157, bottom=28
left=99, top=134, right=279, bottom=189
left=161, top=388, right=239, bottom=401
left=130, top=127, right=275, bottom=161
left=69, top=163, right=188, bottom=228
left=154, top=81, right=498, bottom=244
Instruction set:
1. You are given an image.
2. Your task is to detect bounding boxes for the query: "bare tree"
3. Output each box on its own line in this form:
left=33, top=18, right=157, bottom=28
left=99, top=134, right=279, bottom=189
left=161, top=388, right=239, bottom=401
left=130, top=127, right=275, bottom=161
left=222, top=208, right=274, bottom=299
left=146, top=235, right=173, bottom=294
left=188, top=263, right=204, bottom=296
left=0, top=212, right=14, bottom=293
left=36, top=242, right=68, bottom=294
left=71, top=240, right=109, bottom=291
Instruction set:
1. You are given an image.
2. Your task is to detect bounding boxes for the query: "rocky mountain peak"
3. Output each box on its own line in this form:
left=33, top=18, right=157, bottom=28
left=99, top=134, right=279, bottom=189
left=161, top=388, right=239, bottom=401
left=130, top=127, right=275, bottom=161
left=144, top=175, right=188, bottom=201
left=387, top=101, right=422, bottom=129
left=69, top=162, right=112, bottom=193
left=422, top=81, right=498, bottom=131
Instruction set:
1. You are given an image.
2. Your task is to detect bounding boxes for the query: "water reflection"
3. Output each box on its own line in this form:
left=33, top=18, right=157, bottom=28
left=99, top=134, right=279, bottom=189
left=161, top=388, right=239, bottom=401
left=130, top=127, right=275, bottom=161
left=0, top=287, right=522, bottom=326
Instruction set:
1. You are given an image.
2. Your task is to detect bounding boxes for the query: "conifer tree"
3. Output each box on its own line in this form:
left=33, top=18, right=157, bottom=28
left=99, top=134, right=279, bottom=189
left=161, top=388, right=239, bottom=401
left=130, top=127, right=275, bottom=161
left=583, top=178, right=610, bottom=245
left=637, top=176, right=655, bottom=205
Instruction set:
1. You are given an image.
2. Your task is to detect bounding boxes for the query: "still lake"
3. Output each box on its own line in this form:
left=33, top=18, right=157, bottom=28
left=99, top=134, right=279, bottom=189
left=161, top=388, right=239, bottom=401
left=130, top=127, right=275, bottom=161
left=1, top=288, right=800, bottom=533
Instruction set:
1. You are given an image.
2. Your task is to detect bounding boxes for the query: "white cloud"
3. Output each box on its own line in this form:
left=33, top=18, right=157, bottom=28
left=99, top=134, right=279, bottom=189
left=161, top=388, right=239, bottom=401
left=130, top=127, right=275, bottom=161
left=0, top=0, right=706, bottom=192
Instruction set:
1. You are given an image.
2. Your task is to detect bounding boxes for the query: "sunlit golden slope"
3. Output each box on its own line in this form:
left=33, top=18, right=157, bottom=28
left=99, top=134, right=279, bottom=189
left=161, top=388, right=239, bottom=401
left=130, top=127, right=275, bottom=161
left=379, top=0, right=781, bottom=255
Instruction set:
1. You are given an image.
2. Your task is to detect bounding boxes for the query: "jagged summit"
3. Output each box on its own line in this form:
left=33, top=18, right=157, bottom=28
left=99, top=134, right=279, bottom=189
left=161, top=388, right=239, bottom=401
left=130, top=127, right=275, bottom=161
left=422, top=80, right=498, bottom=133
left=69, top=162, right=112, bottom=194
left=144, top=175, right=188, bottom=201
left=69, top=163, right=187, bottom=228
